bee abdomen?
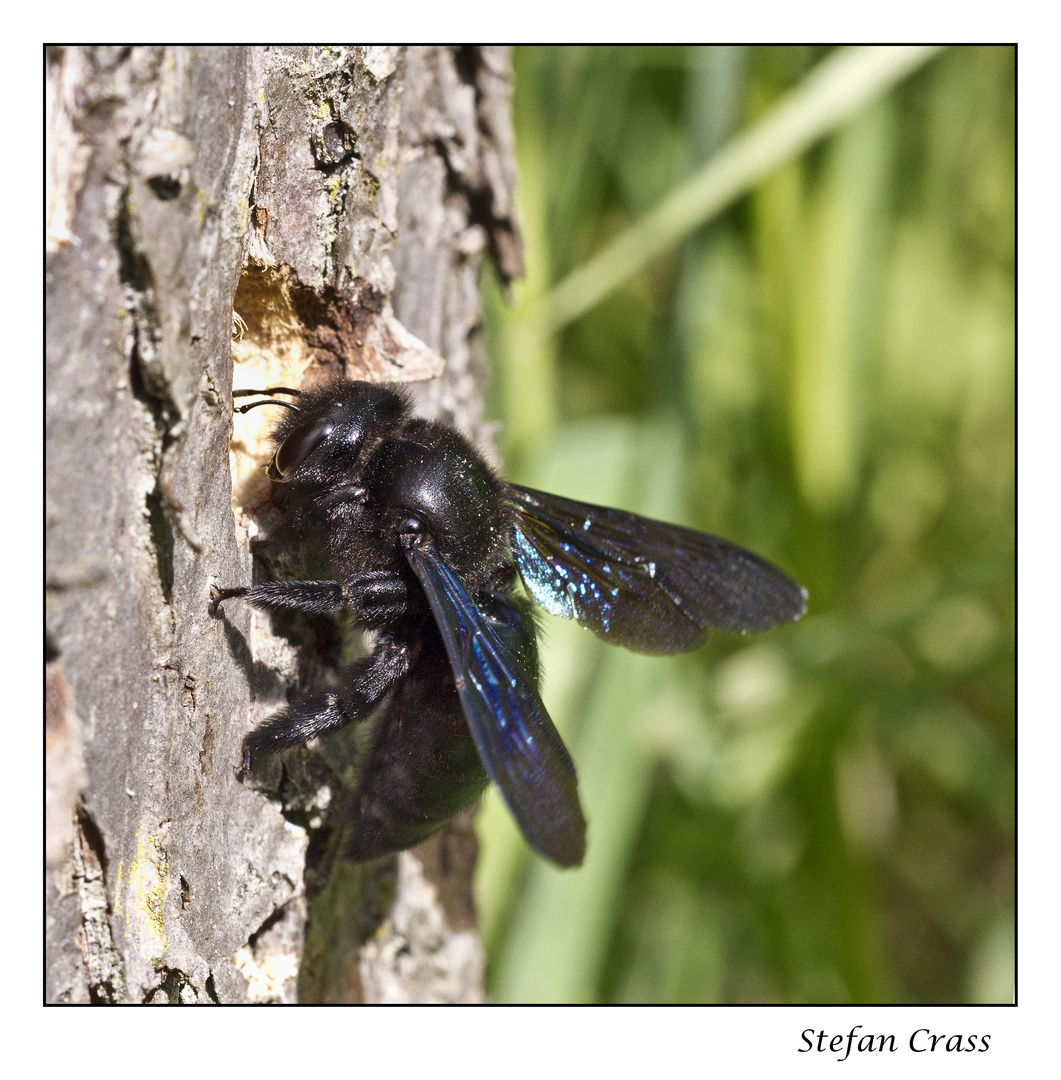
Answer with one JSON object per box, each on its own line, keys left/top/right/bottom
{"left": 345, "top": 648, "right": 488, "bottom": 861}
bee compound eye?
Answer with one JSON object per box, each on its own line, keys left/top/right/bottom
{"left": 268, "top": 416, "right": 335, "bottom": 481}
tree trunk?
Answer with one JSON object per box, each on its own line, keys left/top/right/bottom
{"left": 46, "top": 44, "right": 521, "bottom": 1004}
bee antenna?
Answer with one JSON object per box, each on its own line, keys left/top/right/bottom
{"left": 233, "top": 387, "right": 302, "bottom": 398}
{"left": 235, "top": 398, "right": 301, "bottom": 415}
{"left": 232, "top": 387, "right": 303, "bottom": 415}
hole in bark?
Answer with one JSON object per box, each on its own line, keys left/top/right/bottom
{"left": 229, "top": 265, "right": 316, "bottom": 518}
{"left": 311, "top": 120, "right": 358, "bottom": 170}
{"left": 229, "top": 265, "right": 383, "bottom": 518}
{"left": 147, "top": 174, "right": 182, "bottom": 200}
{"left": 453, "top": 45, "right": 479, "bottom": 86}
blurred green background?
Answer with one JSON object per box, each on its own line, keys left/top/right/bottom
{"left": 474, "top": 46, "right": 1014, "bottom": 1004}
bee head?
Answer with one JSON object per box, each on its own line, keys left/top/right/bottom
{"left": 264, "top": 381, "right": 407, "bottom": 490}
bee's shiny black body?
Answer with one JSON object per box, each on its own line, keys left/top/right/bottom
{"left": 215, "top": 379, "right": 807, "bottom": 867}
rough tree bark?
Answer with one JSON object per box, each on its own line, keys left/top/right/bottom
{"left": 46, "top": 45, "right": 521, "bottom": 1004}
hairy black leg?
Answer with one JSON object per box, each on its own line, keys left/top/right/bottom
{"left": 345, "top": 569, "right": 410, "bottom": 624}
{"left": 211, "top": 580, "right": 346, "bottom": 615}
{"left": 242, "top": 638, "right": 411, "bottom": 767}
{"left": 211, "top": 571, "right": 410, "bottom": 623}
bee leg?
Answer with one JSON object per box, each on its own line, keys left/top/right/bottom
{"left": 211, "top": 580, "right": 345, "bottom": 615}
{"left": 344, "top": 569, "right": 410, "bottom": 625}
{"left": 211, "top": 573, "right": 410, "bottom": 621}
{"left": 241, "top": 637, "right": 411, "bottom": 767}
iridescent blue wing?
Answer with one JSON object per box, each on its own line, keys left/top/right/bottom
{"left": 404, "top": 540, "right": 586, "bottom": 868}
{"left": 507, "top": 485, "right": 807, "bottom": 655}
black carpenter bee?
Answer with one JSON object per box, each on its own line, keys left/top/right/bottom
{"left": 213, "top": 379, "right": 806, "bottom": 867}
